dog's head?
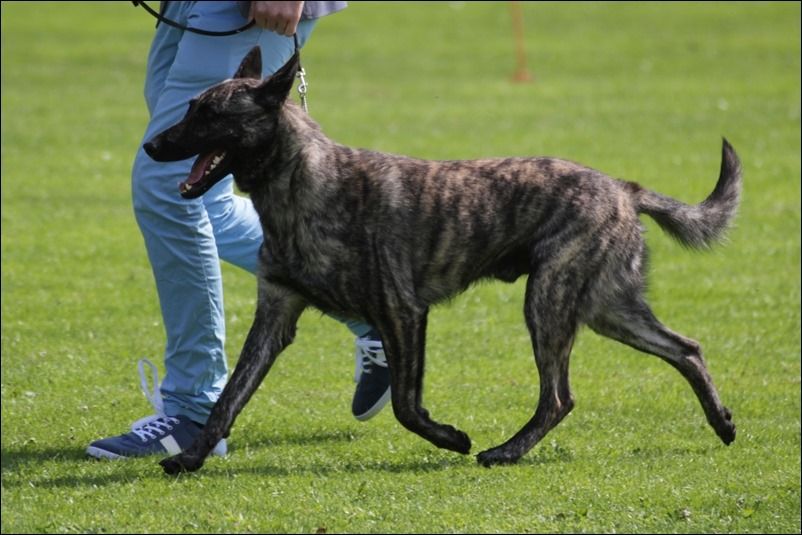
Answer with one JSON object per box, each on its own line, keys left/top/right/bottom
{"left": 143, "top": 46, "right": 299, "bottom": 199}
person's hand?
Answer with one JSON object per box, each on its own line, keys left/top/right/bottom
{"left": 249, "top": 1, "right": 304, "bottom": 36}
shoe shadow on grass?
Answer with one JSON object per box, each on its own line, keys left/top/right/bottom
{"left": 1, "top": 444, "right": 145, "bottom": 490}
{"left": 2, "top": 444, "right": 88, "bottom": 471}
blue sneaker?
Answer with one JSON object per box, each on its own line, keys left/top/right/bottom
{"left": 86, "top": 359, "right": 226, "bottom": 459}
{"left": 86, "top": 413, "right": 222, "bottom": 459}
{"left": 351, "top": 332, "right": 391, "bottom": 421}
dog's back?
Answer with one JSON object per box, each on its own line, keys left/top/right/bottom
{"left": 319, "top": 149, "right": 639, "bottom": 307}
{"left": 284, "top": 134, "right": 740, "bottom": 322}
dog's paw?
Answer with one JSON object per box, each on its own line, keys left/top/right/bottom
{"left": 159, "top": 453, "right": 203, "bottom": 475}
{"left": 451, "top": 429, "right": 472, "bottom": 454}
{"left": 715, "top": 407, "right": 736, "bottom": 445}
{"left": 159, "top": 456, "right": 186, "bottom": 475}
{"left": 436, "top": 425, "right": 471, "bottom": 454}
{"left": 476, "top": 447, "right": 521, "bottom": 468}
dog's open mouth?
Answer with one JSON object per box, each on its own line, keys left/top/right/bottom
{"left": 179, "top": 149, "right": 230, "bottom": 199}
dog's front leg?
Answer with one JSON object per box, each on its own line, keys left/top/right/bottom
{"left": 160, "top": 280, "right": 306, "bottom": 475}
{"left": 378, "top": 308, "right": 472, "bottom": 455}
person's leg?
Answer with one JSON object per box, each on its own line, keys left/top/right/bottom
{"left": 88, "top": 2, "right": 279, "bottom": 458}
{"left": 132, "top": 5, "right": 273, "bottom": 425}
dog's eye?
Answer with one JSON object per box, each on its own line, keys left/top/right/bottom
{"left": 188, "top": 100, "right": 214, "bottom": 119}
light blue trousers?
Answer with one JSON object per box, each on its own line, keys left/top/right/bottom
{"left": 132, "top": 1, "right": 372, "bottom": 424}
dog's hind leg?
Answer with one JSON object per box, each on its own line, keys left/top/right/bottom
{"left": 477, "top": 272, "right": 578, "bottom": 467}
{"left": 587, "top": 298, "right": 735, "bottom": 445}
{"left": 160, "top": 280, "right": 307, "bottom": 475}
{"left": 376, "top": 308, "right": 472, "bottom": 455}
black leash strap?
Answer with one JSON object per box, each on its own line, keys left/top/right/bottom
{"left": 131, "top": 1, "right": 255, "bottom": 36}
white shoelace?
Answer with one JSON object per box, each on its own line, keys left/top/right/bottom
{"left": 353, "top": 337, "right": 387, "bottom": 382}
{"left": 130, "top": 358, "right": 178, "bottom": 442}
{"left": 132, "top": 414, "right": 180, "bottom": 442}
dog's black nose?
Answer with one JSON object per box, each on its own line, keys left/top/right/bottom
{"left": 142, "top": 141, "right": 157, "bottom": 157}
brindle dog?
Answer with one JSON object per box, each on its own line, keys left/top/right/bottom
{"left": 144, "top": 47, "right": 741, "bottom": 474}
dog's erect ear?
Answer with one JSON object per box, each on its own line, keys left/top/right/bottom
{"left": 253, "top": 52, "right": 300, "bottom": 108}
{"left": 234, "top": 46, "right": 262, "bottom": 80}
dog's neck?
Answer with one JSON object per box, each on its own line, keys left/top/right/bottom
{"left": 243, "top": 103, "right": 339, "bottom": 247}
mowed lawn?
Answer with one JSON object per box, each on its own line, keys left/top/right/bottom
{"left": 2, "top": 1, "right": 799, "bottom": 533}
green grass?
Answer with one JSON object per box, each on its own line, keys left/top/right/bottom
{"left": 2, "top": 1, "right": 800, "bottom": 533}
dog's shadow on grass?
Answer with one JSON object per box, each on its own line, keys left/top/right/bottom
{"left": 1, "top": 428, "right": 462, "bottom": 489}
{"left": 240, "top": 427, "right": 364, "bottom": 449}
{"left": 5, "top": 429, "right": 713, "bottom": 489}
{"left": 221, "top": 457, "right": 463, "bottom": 480}
{"left": 211, "top": 427, "right": 467, "bottom": 478}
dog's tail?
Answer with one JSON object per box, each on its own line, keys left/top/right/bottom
{"left": 634, "top": 138, "right": 742, "bottom": 249}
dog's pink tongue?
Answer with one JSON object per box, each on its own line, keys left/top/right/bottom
{"left": 186, "top": 152, "right": 217, "bottom": 185}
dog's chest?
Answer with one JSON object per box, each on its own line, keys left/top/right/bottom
{"left": 258, "top": 220, "right": 357, "bottom": 309}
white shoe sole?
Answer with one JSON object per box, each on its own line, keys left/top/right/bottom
{"left": 353, "top": 388, "right": 392, "bottom": 421}
{"left": 85, "top": 440, "right": 228, "bottom": 460}
{"left": 85, "top": 446, "right": 123, "bottom": 460}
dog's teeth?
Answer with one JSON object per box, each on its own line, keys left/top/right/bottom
{"left": 207, "top": 155, "right": 222, "bottom": 174}
{"left": 183, "top": 183, "right": 192, "bottom": 191}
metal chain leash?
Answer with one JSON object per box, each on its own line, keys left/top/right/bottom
{"left": 296, "top": 67, "right": 309, "bottom": 113}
